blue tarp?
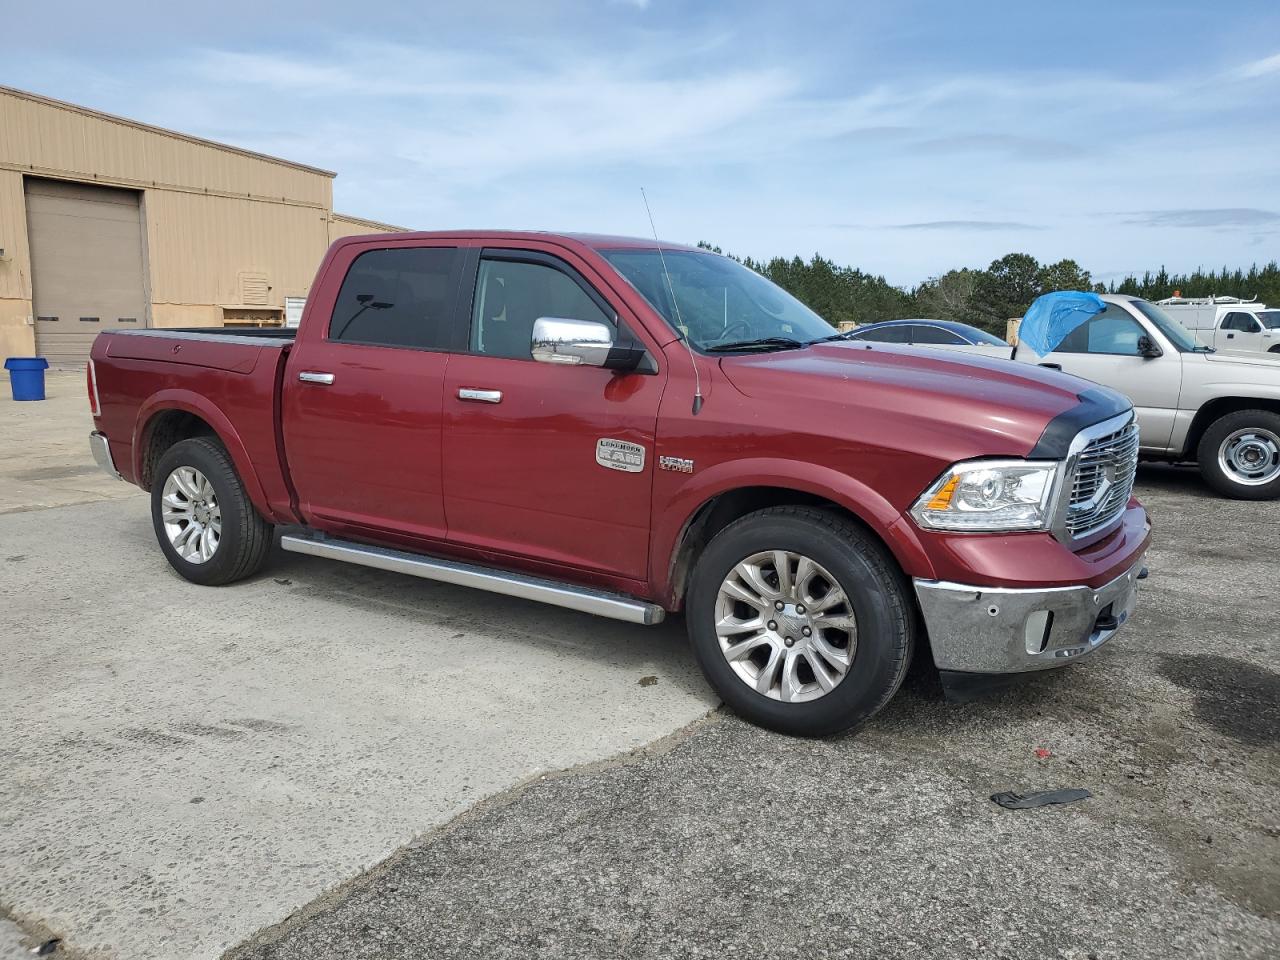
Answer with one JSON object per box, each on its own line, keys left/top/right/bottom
{"left": 1017, "top": 291, "right": 1106, "bottom": 356}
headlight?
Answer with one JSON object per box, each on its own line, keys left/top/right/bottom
{"left": 910, "top": 459, "right": 1058, "bottom": 532}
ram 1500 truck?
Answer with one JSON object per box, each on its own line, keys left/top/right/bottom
{"left": 1013, "top": 294, "right": 1280, "bottom": 500}
{"left": 88, "top": 232, "right": 1151, "bottom": 736}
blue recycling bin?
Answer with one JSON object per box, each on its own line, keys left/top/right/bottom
{"left": 4, "top": 357, "right": 50, "bottom": 401}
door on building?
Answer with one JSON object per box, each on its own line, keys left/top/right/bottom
{"left": 26, "top": 178, "right": 148, "bottom": 368}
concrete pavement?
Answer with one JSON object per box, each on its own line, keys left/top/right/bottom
{"left": 0, "top": 372, "right": 137, "bottom": 515}
{"left": 0, "top": 379, "right": 715, "bottom": 959}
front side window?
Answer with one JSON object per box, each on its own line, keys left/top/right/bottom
{"left": 1259, "top": 310, "right": 1280, "bottom": 330}
{"left": 1054, "top": 306, "right": 1145, "bottom": 356}
{"left": 1130, "top": 299, "right": 1206, "bottom": 352}
{"left": 601, "top": 248, "right": 837, "bottom": 351}
{"left": 329, "top": 247, "right": 462, "bottom": 350}
{"left": 909, "top": 325, "right": 965, "bottom": 345}
{"left": 850, "top": 325, "right": 907, "bottom": 343}
{"left": 1222, "top": 311, "right": 1262, "bottom": 333}
{"left": 471, "top": 258, "right": 612, "bottom": 360}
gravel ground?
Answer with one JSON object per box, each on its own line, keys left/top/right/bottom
{"left": 230, "top": 465, "right": 1280, "bottom": 960}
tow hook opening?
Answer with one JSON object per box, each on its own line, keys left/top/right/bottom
{"left": 1092, "top": 603, "right": 1120, "bottom": 636}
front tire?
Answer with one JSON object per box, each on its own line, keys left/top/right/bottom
{"left": 151, "top": 437, "right": 273, "bottom": 585}
{"left": 1196, "top": 410, "right": 1280, "bottom": 500}
{"left": 686, "top": 506, "right": 914, "bottom": 737}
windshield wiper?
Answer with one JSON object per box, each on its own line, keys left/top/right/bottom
{"left": 704, "top": 336, "right": 808, "bottom": 353}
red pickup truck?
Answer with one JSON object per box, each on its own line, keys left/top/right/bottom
{"left": 88, "top": 231, "right": 1150, "bottom": 735}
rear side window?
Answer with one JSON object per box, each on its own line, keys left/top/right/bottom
{"left": 908, "top": 325, "right": 965, "bottom": 345}
{"left": 329, "top": 247, "right": 463, "bottom": 350}
{"left": 471, "top": 257, "right": 612, "bottom": 360}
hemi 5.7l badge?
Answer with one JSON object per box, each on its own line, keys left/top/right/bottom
{"left": 596, "top": 438, "right": 646, "bottom": 473}
{"left": 659, "top": 456, "right": 694, "bottom": 474}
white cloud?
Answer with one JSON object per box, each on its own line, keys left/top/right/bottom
{"left": 1234, "top": 51, "right": 1280, "bottom": 79}
{"left": 8, "top": 10, "right": 1277, "bottom": 285}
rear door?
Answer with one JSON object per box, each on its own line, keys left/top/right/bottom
{"left": 1035, "top": 303, "right": 1182, "bottom": 451}
{"left": 282, "top": 241, "right": 467, "bottom": 543}
{"left": 441, "top": 245, "right": 664, "bottom": 581}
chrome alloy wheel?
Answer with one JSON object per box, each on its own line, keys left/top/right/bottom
{"left": 161, "top": 466, "right": 222, "bottom": 563}
{"left": 1218, "top": 427, "right": 1280, "bottom": 486}
{"left": 714, "top": 550, "right": 857, "bottom": 702}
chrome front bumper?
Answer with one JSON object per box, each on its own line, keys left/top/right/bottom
{"left": 89, "top": 431, "right": 122, "bottom": 480}
{"left": 913, "top": 556, "right": 1146, "bottom": 674}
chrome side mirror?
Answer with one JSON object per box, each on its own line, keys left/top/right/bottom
{"left": 531, "top": 317, "right": 614, "bottom": 367}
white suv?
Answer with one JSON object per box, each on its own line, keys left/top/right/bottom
{"left": 1156, "top": 296, "right": 1280, "bottom": 356}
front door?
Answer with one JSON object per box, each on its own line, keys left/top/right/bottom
{"left": 1217, "top": 311, "right": 1266, "bottom": 354}
{"left": 442, "top": 247, "right": 664, "bottom": 582}
{"left": 282, "top": 242, "right": 466, "bottom": 543}
{"left": 1037, "top": 302, "right": 1182, "bottom": 451}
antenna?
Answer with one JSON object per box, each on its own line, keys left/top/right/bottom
{"left": 641, "top": 187, "right": 703, "bottom": 415}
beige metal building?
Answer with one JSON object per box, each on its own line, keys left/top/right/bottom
{"left": 0, "top": 85, "right": 405, "bottom": 367}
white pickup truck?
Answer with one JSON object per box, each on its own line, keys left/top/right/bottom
{"left": 1155, "top": 296, "right": 1280, "bottom": 357}
{"left": 1011, "top": 294, "right": 1280, "bottom": 499}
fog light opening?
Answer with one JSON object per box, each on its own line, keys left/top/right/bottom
{"left": 1024, "top": 610, "right": 1054, "bottom": 655}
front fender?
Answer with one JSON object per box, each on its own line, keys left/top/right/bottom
{"left": 132, "top": 389, "right": 274, "bottom": 519}
{"left": 650, "top": 457, "right": 936, "bottom": 608}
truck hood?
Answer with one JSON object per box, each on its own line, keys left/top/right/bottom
{"left": 718, "top": 341, "right": 1124, "bottom": 460}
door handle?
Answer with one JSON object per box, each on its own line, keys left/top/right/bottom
{"left": 1038, "top": 362, "right": 1062, "bottom": 371}
{"left": 457, "top": 388, "right": 503, "bottom": 403}
{"left": 298, "top": 371, "right": 335, "bottom": 385}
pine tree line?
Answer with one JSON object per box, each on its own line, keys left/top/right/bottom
{"left": 698, "top": 242, "right": 1280, "bottom": 334}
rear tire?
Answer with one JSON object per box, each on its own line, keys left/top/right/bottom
{"left": 686, "top": 506, "right": 914, "bottom": 737}
{"left": 151, "top": 437, "right": 273, "bottom": 585}
{"left": 1196, "top": 410, "right": 1280, "bottom": 500}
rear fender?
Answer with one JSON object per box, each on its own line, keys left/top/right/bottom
{"left": 133, "top": 390, "right": 273, "bottom": 519}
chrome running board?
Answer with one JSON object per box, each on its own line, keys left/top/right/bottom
{"left": 279, "top": 532, "right": 666, "bottom": 626}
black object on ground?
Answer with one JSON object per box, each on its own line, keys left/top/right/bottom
{"left": 990, "top": 788, "right": 1091, "bottom": 809}
{"left": 34, "top": 938, "right": 61, "bottom": 956}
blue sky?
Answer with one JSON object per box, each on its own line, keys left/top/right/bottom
{"left": 6, "top": 0, "right": 1279, "bottom": 286}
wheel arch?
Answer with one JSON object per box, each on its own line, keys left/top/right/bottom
{"left": 133, "top": 391, "right": 273, "bottom": 517}
{"left": 1183, "top": 396, "right": 1280, "bottom": 459}
{"left": 653, "top": 461, "right": 934, "bottom": 610}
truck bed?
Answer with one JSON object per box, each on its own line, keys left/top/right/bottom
{"left": 90, "top": 327, "right": 297, "bottom": 524}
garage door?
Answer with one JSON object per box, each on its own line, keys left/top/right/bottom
{"left": 26, "top": 178, "right": 148, "bottom": 368}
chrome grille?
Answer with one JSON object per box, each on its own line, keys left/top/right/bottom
{"left": 1065, "top": 419, "right": 1139, "bottom": 539}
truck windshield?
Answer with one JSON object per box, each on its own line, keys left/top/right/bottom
{"left": 601, "top": 249, "right": 837, "bottom": 351}
{"left": 1130, "top": 299, "right": 1210, "bottom": 352}
{"left": 1260, "top": 311, "right": 1280, "bottom": 330}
